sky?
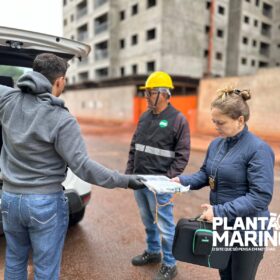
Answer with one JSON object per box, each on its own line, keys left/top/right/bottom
{"left": 0, "top": 0, "right": 63, "bottom": 36}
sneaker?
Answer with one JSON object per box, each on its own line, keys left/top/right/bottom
{"left": 131, "top": 251, "right": 161, "bottom": 266}
{"left": 153, "top": 264, "right": 177, "bottom": 280}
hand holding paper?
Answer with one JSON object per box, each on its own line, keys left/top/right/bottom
{"left": 140, "top": 175, "right": 190, "bottom": 194}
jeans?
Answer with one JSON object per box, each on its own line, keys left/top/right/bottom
{"left": 134, "top": 188, "right": 176, "bottom": 267}
{"left": 1, "top": 191, "right": 69, "bottom": 280}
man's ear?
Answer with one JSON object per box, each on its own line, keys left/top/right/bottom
{"left": 53, "top": 77, "right": 60, "bottom": 87}
{"left": 163, "top": 92, "right": 170, "bottom": 100}
{"left": 58, "top": 76, "right": 64, "bottom": 84}
{"left": 54, "top": 77, "right": 64, "bottom": 89}
{"left": 52, "top": 77, "right": 63, "bottom": 97}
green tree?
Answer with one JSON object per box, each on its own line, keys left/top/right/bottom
{"left": 0, "top": 65, "right": 25, "bottom": 82}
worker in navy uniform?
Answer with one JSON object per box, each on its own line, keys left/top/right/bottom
{"left": 126, "top": 71, "right": 190, "bottom": 280}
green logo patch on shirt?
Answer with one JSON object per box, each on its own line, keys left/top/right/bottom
{"left": 159, "top": 120, "right": 168, "bottom": 128}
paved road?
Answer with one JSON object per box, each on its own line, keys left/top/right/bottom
{"left": 0, "top": 131, "right": 279, "bottom": 280}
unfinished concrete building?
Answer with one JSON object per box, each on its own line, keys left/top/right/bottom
{"left": 226, "top": 0, "right": 280, "bottom": 75}
{"left": 63, "top": 0, "right": 280, "bottom": 83}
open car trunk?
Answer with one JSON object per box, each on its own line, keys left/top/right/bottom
{"left": 0, "top": 26, "right": 91, "bottom": 67}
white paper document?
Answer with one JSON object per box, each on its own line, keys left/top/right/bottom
{"left": 140, "top": 175, "right": 190, "bottom": 194}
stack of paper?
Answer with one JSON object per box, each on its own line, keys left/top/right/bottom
{"left": 140, "top": 175, "right": 190, "bottom": 194}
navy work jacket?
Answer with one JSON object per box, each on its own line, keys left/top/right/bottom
{"left": 180, "top": 126, "right": 274, "bottom": 226}
{"left": 126, "top": 104, "right": 190, "bottom": 178}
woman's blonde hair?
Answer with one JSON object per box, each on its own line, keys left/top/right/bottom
{"left": 211, "top": 87, "right": 251, "bottom": 121}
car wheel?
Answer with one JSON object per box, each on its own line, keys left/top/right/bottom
{"left": 69, "top": 207, "right": 85, "bottom": 226}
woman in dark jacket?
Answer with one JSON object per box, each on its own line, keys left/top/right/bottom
{"left": 172, "top": 88, "right": 274, "bottom": 280}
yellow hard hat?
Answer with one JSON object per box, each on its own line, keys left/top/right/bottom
{"left": 140, "top": 71, "right": 174, "bottom": 89}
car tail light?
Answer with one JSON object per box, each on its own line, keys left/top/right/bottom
{"left": 82, "top": 193, "right": 91, "bottom": 205}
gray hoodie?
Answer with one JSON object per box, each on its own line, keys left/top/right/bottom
{"left": 0, "top": 71, "right": 129, "bottom": 194}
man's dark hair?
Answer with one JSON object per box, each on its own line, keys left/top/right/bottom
{"left": 33, "top": 53, "right": 68, "bottom": 84}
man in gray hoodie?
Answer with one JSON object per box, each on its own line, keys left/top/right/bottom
{"left": 0, "top": 53, "right": 144, "bottom": 280}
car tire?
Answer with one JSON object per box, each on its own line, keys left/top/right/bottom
{"left": 69, "top": 207, "right": 85, "bottom": 226}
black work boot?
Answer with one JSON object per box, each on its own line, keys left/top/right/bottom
{"left": 131, "top": 251, "right": 161, "bottom": 266}
{"left": 154, "top": 264, "right": 177, "bottom": 280}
